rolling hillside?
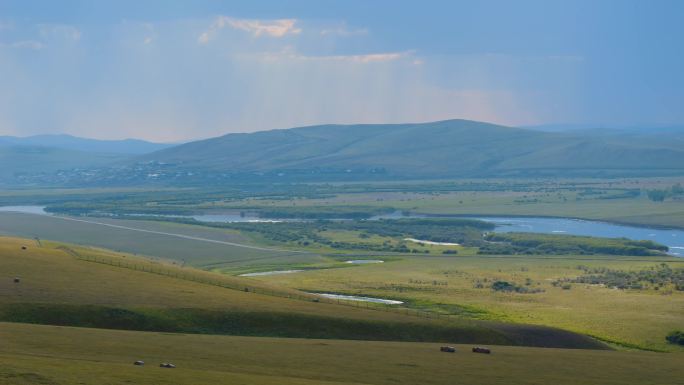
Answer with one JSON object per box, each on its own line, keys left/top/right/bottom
{"left": 4, "top": 120, "right": 683, "bottom": 186}
{"left": 138, "top": 120, "right": 684, "bottom": 180}
{"left": 0, "top": 236, "right": 605, "bottom": 348}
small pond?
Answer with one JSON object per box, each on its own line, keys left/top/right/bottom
{"left": 312, "top": 293, "right": 403, "bottom": 305}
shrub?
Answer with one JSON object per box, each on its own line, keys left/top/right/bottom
{"left": 491, "top": 281, "right": 516, "bottom": 292}
{"left": 666, "top": 331, "right": 684, "bottom": 345}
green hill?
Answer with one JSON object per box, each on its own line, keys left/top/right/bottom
{"left": 0, "top": 236, "right": 605, "bottom": 349}
{"left": 137, "top": 120, "right": 684, "bottom": 180}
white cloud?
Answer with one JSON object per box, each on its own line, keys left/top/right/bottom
{"left": 38, "top": 24, "right": 81, "bottom": 41}
{"left": 228, "top": 18, "right": 301, "bottom": 37}
{"left": 251, "top": 48, "right": 412, "bottom": 64}
{"left": 320, "top": 25, "right": 368, "bottom": 37}
{"left": 0, "top": 17, "right": 573, "bottom": 141}
{"left": 197, "top": 31, "right": 211, "bottom": 44}
{"left": 198, "top": 16, "right": 301, "bottom": 44}
{"left": 325, "top": 52, "right": 406, "bottom": 63}
{"left": 141, "top": 22, "right": 155, "bottom": 45}
{"left": 0, "top": 40, "right": 44, "bottom": 50}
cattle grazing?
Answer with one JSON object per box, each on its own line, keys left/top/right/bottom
{"left": 159, "top": 363, "right": 176, "bottom": 368}
{"left": 440, "top": 346, "right": 456, "bottom": 353}
{"left": 133, "top": 360, "right": 145, "bottom": 366}
{"left": 472, "top": 347, "right": 491, "bottom": 354}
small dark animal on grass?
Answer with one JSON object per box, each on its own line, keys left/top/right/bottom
{"left": 133, "top": 360, "right": 145, "bottom": 366}
{"left": 13, "top": 277, "right": 20, "bottom": 283}
{"left": 21, "top": 246, "right": 27, "bottom": 250}
{"left": 472, "top": 347, "right": 491, "bottom": 354}
{"left": 160, "top": 363, "right": 176, "bottom": 368}
{"left": 440, "top": 346, "right": 456, "bottom": 352}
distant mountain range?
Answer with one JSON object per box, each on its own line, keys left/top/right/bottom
{"left": 0, "top": 134, "right": 173, "bottom": 155}
{"left": 0, "top": 135, "right": 173, "bottom": 185}
{"left": 2, "top": 120, "right": 683, "bottom": 186}
{"left": 0, "top": 146, "right": 125, "bottom": 181}
{"left": 135, "top": 119, "right": 684, "bottom": 180}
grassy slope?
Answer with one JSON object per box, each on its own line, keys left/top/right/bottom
{"left": 0, "top": 212, "right": 324, "bottom": 269}
{"left": 0, "top": 236, "right": 603, "bottom": 348}
{"left": 1, "top": 322, "right": 682, "bottom": 385}
{"left": 260, "top": 254, "right": 684, "bottom": 351}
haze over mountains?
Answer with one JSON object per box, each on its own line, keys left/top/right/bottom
{"left": 137, "top": 119, "right": 684, "bottom": 179}
{"left": 0, "top": 134, "right": 173, "bottom": 154}
{"left": 3, "top": 119, "right": 684, "bottom": 186}
{"left": 0, "top": 135, "right": 173, "bottom": 183}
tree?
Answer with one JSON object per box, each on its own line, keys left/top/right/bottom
{"left": 647, "top": 189, "right": 668, "bottom": 202}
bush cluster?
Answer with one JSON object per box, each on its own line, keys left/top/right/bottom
{"left": 480, "top": 232, "right": 668, "bottom": 256}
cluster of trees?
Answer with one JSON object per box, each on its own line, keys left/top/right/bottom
{"left": 480, "top": 232, "right": 668, "bottom": 256}
{"left": 221, "top": 218, "right": 492, "bottom": 252}
{"left": 556, "top": 264, "right": 684, "bottom": 291}
{"left": 343, "top": 218, "right": 493, "bottom": 244}
{"left": 646, "top": 183, "right": 683, "bottom": 202}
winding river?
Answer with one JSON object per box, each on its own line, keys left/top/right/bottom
{"left": 1, "top": 206, "right": 682, "bottom": 256}
{"left": 477, "top": 217, "right": 684, "bottom": 257}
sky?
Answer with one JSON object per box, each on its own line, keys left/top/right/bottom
{"left": 0, "top": 0, "right": 683, "bottom": 142}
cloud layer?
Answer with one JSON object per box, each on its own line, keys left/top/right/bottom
{"left": 0, "top": 14, "right": 596, "bottom": 141}
{"left": 198, "top": 16, "right": 301, "bottom": 44}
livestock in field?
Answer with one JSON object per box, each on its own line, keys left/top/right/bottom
{"left": 472, "top": 347, "right": 491, "bottom": 354}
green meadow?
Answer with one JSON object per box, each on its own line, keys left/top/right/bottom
{"left": 2, "top": 322, "right": 682, "bottom": 385}
{"left": 0, "top": 236, "right": 603, "bottom": 347}
{"left": 248, "top": 254, "right": 684, "bottom": 351}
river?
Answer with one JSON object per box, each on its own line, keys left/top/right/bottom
{"left": 1, "top": 206, "right": 681, "bottom": 256}
{"left": 478, "top": 216, "right": 684, "bottom": 256}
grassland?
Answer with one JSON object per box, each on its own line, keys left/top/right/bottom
{"left": 1, "top": 211, "right": 682, "bottom": 351}
{"left": 0, "top": 236, "right": 606, "bottom": 348}
{"left": 226, "top": 189, "right": 684, "bottom": 229}
{"left": 0, "top": 212, "right": 325, "bottom": 270}
{"left": 197, "top": 177, "right": 684, "bottom": 228}
{"left": 4, "top": 177, "right": 684, "bottom": 228}
{"left": 257, "top": 254, "right": 684, "bottom": 351}
{"left": 1, "top": 322, "right": 682, "bottom": 385}
{"left": 0, "top": 192, "right": 682, "bottom": 384}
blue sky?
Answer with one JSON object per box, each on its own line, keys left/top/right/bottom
{"left": 0, "top": 0, "right": 682, "bottom": 141}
